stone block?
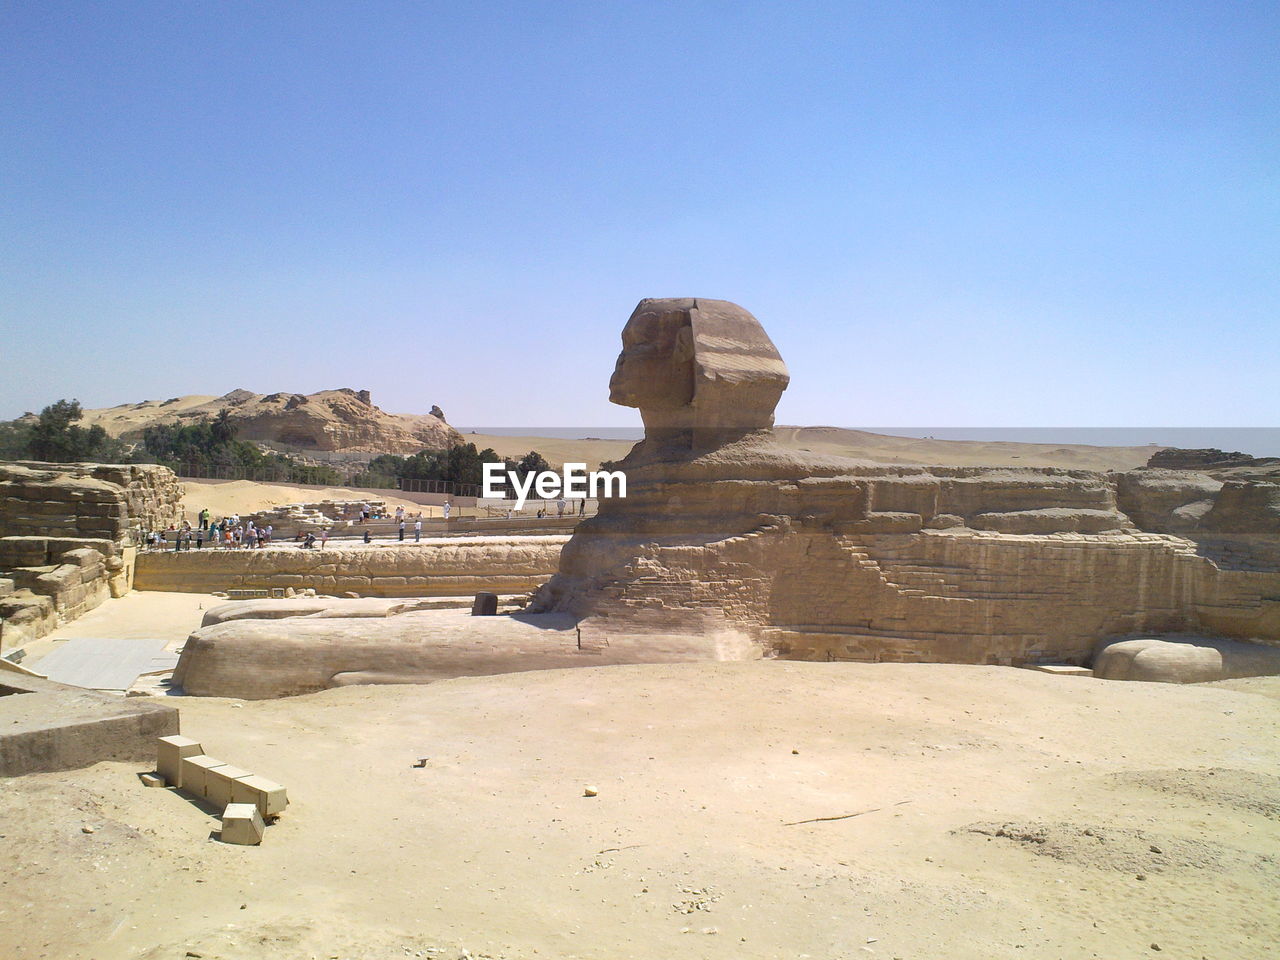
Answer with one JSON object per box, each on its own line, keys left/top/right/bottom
{"left": 156, "top": 734, "right": 203, "bottom": 787}
{"left": 230, "top": 774, "right": 288, "bottom": 818}
{"left": 206, "top": 764, "right": 253, "bottom": 809}
{"left": 220, "top": 802, "right": 265, "bottom": 845}
{"left": 471, "top": 592, "right": 498, "bottom": 616}
{"left": 180, "top": 754, "right": 227, "bottom": 799}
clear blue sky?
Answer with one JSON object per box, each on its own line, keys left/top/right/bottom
{"left": 2, "top": 1, "right": 1276, "bottom": 430}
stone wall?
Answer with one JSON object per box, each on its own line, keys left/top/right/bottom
{"left": 0, "top": 670, "right": 178, "bottom": 776}
{"left": 133, "top": 536, "right": 568, "bottom": 597}
{"left": 535, "top": 466, "right": 1280, "bottom": 667}
{"left": 0, "top": 461, "right": 182, "bottom": 650}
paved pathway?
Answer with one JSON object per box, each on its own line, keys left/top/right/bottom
{"left": 33, "top": 637, "right": 178, "bottom": 691}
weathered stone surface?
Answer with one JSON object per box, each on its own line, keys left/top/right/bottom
{"left": 156, "top": 734, "right": 203, "bottom": 788}
{"left": 529, "top": 298, "right": 1280, "bottom": 668}
{"left": 0, "top": 672, "right": 179, "bottom": 777}
{"left": 0, "top": 462, "right": 181, "bottom": 648}
{"left": 1093, "top": 635, "right": 1280, "bottom": 683}
{"left": 135, "top": 537, "right": 566, "bottom": 597}
{"left": 168, "top": 299, "right": 1280, "bottom": 695}
{"left": 1202, "top": 482, "right": 1280, "bottom": 534}
{"left": 173, "top": 608, "right": 755, "bottom": 699}
{"left": 81, "top": 388, "right": 461, "bottom": 454}
{"left": 220, "top": 802, "right": 265, "bottom": 845}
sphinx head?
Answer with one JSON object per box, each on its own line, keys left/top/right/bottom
{"left": 609, "top": 298, "right": 789, "bottom": 449}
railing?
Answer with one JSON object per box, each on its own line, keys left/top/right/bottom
{"left": 396, "top": 478, "right": 482, "bottom": 497}
{"left": 168, "top": 461, "right": 486, "bottom": 497}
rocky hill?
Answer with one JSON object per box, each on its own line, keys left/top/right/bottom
{"left": 80, "top": 389, "right": 461, "bottom": 455}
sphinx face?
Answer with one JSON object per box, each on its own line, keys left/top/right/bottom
{"left": 608, "top": 303, "right": 695, "bottom": 410}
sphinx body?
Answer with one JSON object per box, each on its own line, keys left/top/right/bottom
{"left": 531, "top": 299, "right": 1280, "bottom": 667}
{"left": 173, "top": 298, "right": 1280, "bottom": 697}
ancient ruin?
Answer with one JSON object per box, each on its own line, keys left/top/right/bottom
{"left": 528, "top": 298, "right": 1280, "bottom": 667}
{"left": 0, "top": 461, "right": 183, "bottom": 649}
{"left": 136, "top": 534, "right": 566, "bottom": 596}
{"left": 169, "top": 298, "right": 1280, "bottom": 699}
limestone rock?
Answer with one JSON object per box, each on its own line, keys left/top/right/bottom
{"left": 1201, "top": 482, "right": 1280, "bottom": 534}
{"left": 530, "top": 297, "right": 1280, "bottom": 668}
{"left": 1092, "top": 636, "right": 1280, "bottom": 683}
{"left": 1115, "top": 470, "right": 1222, "bottom": 533}
{"left": 220, "top": 803, "right": 265, "bottom": 845}
{"left": 1, "top": 461, "right": 182, "bottom": 649}
{"left": 78, "top": 389, "right": 461, "bottom": 455}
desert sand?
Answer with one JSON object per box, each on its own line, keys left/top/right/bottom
{"left": 2, "top": 642, "right": 1276, "bottom": 959}
{"left": 419, "top": 428, "right": 1163, "bottom": 474}
{"left": 771, "top": 426, "right": 1161, "bottom": 471}
{"left": 178, "top": 478, "right": 440, "bottom": 521}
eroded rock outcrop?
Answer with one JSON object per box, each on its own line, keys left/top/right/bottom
{"left": 82, "top": 388, "right": 461, "bottom": 454}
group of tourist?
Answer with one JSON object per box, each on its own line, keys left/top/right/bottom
{"left": 354, "top": 500, "right": 451, "bottom": 524}
{"left": 140, "top": 510, "right": 276, "bottom": 551}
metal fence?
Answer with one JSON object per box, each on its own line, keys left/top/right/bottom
{"left": 396, "top": 477, "right": 482, "bottom": 498}
{"left": 170, "top": 460, "right": 482, "bottom": 497}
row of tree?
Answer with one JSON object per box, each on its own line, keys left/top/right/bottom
{"left": 1, "top": 399, "right": 559, "bottom": 495}
{"left": 0, "top": 399, "right": 342, "bottom": 484}
{"left": 351, "top": 447, "right": 553, "bottom": 493}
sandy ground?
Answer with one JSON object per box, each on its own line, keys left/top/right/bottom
{"left": 468, "top": 428, "right": 1160, "bottom": 473}
{"left": 771, "top": 426, "right": 1160, "bottom": 471}
{"left": 178, "top": 479, "right": 446, "bottom": 522}
{"left": 19, "top": 591, "right": 215, "bottom": 669}
{"left": 2, "top": 655, "right": 1276, "bottom": 960}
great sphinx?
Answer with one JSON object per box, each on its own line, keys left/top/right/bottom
{"left": 531, "top": 298, "right": 1280, "bottom": 667}
{"left": 174, "top": 298, "right": 1280, "bottom": 697}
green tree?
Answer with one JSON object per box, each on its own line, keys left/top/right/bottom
{"left": 0, "top": 419, "right": 32, "bottom": 459}
{"left": 26, "top": 399, "right": 130, "bottom": 463}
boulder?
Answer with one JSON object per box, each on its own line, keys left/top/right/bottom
{"left": 1093, "top": 635, "right": 1280, "bottom": 683}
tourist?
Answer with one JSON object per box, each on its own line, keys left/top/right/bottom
{"left": 302, "top": 531, "right": 316, "bottom": 549}
{"left": 442, "top": 499, "right": 451, "bottom": 521}
{"left": 578, "top": 498, "right": 586, "bottom": 516}
{"left": 320, "top": 527, "right": 329, "bottom": 549}
{"left": 556, "top": 496, "right": 567, "bottom": 517}
{"left": 363, "top": 529, "right": 371, "bottom": 544}
{"left": 414, "top": 518, "right": 422, "bottom": 542}
{"left": 395, "top": 505, "right": 404, "bottom": 524}
{"left": 264, "top": 524, "right": 273, "bottom": 545}
{"left": 398, "top": 519, "right": 406, "bottom": 541}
